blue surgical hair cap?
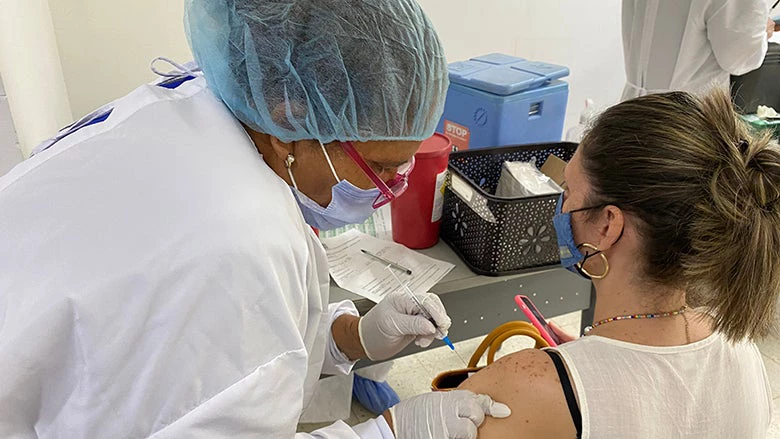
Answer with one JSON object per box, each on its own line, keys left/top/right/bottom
{"left": 185, "top": 0, "right": 449, "bottom": 143}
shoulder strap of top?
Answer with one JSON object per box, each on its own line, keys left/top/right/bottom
{"left": 544, "top": 349, "right": 582, "bottom": 438}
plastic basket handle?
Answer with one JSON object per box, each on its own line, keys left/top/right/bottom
{"left": 467, "top": 321, "right": 549, "bottom": 368}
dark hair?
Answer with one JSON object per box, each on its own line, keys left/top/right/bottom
{"left": 580, "top": 89, "right": 780, "bottom": 341}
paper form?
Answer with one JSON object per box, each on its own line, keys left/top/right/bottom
{"left": 321, "top": 229, "right": 454, "bottom": 303}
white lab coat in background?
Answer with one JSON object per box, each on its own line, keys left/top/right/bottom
{"left": 622, "top": 0, "right": 770, "bottom": 100}
{"left": 0, "top": 76, "right": 391, "bottom": 438}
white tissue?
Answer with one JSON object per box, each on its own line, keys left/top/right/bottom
{"left": 757, "top": 105, "right": 779, "bottom": 119}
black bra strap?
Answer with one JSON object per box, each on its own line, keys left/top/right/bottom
{"left": 544, "top": 349, "right": 582, "bottom": 439}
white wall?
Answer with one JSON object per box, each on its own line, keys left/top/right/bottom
{"left": 22, "top": 0, "right": 625, "bottom": 145}
{"left": 47, "top": 0, "right": 192, "bottom": 120}
{"left": 0, "top": 0, "right": 72, "bottom": 157}
{"left": 418, "top": 0, "right": 625, "bottom": 132}
{"left": 0, "top": 75, "right": 22, "bottom": 175}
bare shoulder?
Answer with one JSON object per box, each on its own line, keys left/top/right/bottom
{"left": 458, "top": 348, "right": 577, "bottom": 439}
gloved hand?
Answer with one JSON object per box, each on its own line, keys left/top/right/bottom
{"left": 359, "top": 290, "right": 451, "bottom": 361}
{"left": 388, "top": 390, "right": 512, "bottom": 439}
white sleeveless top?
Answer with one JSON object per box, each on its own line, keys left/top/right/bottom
{"left": 551, "top": 332, "right": 772, "bottom": 438}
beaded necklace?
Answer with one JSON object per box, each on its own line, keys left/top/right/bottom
{"left": 583, "top": 305, "right": 689, "bottom": 335}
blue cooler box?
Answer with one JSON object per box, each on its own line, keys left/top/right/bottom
{"left": 437, "top": 53, "right": 570, "bottom": 150}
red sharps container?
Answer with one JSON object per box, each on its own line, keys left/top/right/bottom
{"left": 391, "top": 133, "right": 453, "bottom": 249}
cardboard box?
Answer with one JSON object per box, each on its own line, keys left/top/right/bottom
{"left": 540, "top": 154, "right": 567, "bottom": 188}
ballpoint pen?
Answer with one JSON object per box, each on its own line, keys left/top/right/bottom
{"left": 360, "top": 249, "right": 413, "bottom": 275}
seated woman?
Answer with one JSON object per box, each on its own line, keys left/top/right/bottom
{"left": 460, "top": 89, "right": 777, "bottom": 438}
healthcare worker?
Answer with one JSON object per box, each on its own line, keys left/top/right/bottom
{"left": 622, "top": 0, "right": 774, "bottom": 100}
{"left": 0, "top": 0, "right": 510, "bottom": 438}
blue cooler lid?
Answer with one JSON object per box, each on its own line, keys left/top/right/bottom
{"left": 448, "top": 53, "right": 570, "bottom": 96}
{"left": 471, "top": 53, "right": 524, "bottom": 65}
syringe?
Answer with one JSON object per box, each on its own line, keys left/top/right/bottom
{"left": 385, "top": 267, "right": 456, "bottom": 351}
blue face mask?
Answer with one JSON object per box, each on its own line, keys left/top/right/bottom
{"left": 291, "top": 181, "right": 380, "bottom": 231}
{"left": 552, "top": 193, "right": 602, "bottom": 279}
{"left": 286, "top": 142, "right": 380, "bottom": 231}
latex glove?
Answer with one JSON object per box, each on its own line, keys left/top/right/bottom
{"left": 359, "top": 290, "right": 451, "bottom": 361}
{"left": 388, "top": 390, "right": 512, "bottom": 439}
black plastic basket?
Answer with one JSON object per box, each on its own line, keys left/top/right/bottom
{"left": 441, "top": 142, "right": 578, "bottom": 276}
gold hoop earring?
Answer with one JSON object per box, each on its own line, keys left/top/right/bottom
{"left": 576, "top": 242, "right": 609, "bottom": 279}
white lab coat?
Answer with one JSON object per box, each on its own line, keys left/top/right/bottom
{"left": 622, "top": 0, "right": 770, "bottom": 100}
{"left": 0, "top": 75, "right": 392, "bottom": 438}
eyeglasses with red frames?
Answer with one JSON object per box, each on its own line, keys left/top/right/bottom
{"left": 339, "top": 141, "right": 415, "bottom": 208}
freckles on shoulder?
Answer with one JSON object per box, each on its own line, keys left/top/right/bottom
{"left": 459, "top": 348, "right": 558, "bottom": 392}
{"left": 458, "top": 349, "right": 575, "bottom": 439}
